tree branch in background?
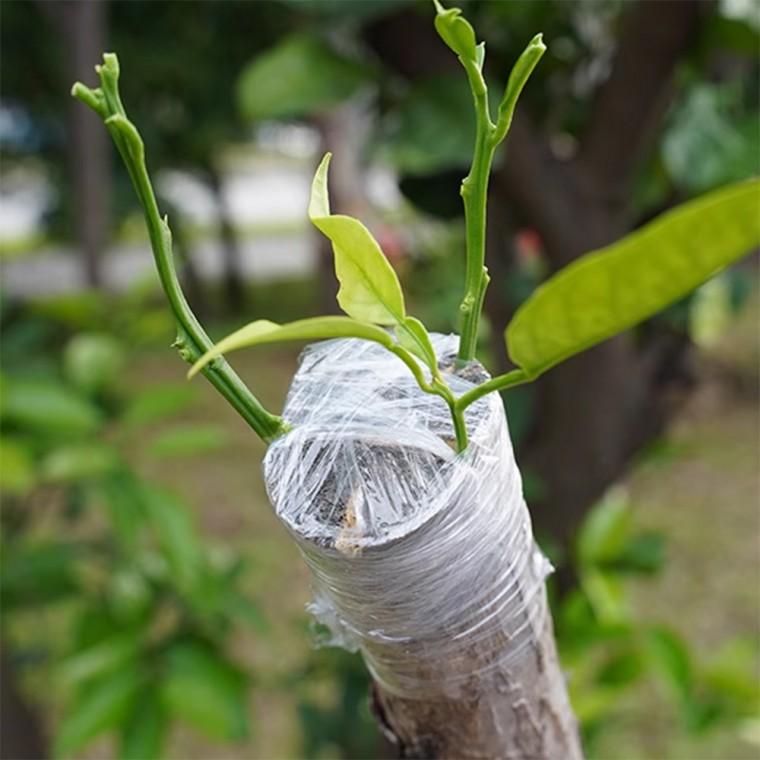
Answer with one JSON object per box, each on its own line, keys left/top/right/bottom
{"left": 579, "top": 0, "right": 704, "bottom": 206}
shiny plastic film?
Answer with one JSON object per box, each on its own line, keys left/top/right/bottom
{"left": 263, "top": 334, "right": 552, "bottom": 699}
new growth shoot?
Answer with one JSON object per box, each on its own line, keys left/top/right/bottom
{"left": 432, "top": 0, "right": 546, "bottom": 363}
{"left": 72, "top": 3, "right": 759, "bottom": 454}
{"left": 71, "top": 56, "right": 289, "bottom": 443}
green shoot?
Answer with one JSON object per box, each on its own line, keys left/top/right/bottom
{"left": 71, "top": 54, "right": 288, "bottom": 444}
{"left": 433, "top": 0, "right": 546, "bottom": 363}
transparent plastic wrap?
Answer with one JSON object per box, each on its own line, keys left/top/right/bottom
{"left": 263, "top": 334, "right": 552, "bottom": 699}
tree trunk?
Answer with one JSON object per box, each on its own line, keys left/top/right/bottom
{"left": 58, "top": 0, "right": 110, "bottom": 287}
{"left": 263, "top": 336, "right": 583, "bottom": 759}
{"left": 207, "top": 166, "right": 246, "bottom": 314}
{"left": 371, "top": 593, "right": 581, "bottom": 759}
{"left": 1, "top": 644, "right": 48, "bottom": 760}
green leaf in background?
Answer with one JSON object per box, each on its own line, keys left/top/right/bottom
{"left": 581, "top": 568, "right": 627, "bottom": 625}
{"left": 237, "top": 34, "right": 370, "bottom": 122}
{"left": 189, "top": 316, "right": 393, "bottom": 378}
{"left": 1, "top": 542, "right": 79, "bottom": 609}
{"left": 645, "top": 627, "right": 694, "bottom": 705}
{"left": 148, "top": 424, "right": 228, "bottom": 459}
{"left": 58, "top": 634, "right": 139, "bottom": 688}
{"left": 54, "top": 668, "right": 143, "bottom": 757}
{"left": 0, "top": 436, "right": 36, "bottom": 494}
{"left": 141, "top": 485, "right": 203, "bottom": 591}
{"left": 1, "top": 377, "right": 103, "bottom": 437}
{"left": 121, "top": 384, "right": 196, "bottom": 428}
{"left": 224, "top": 592, "right": 269, "bottom": 635}
{"left": 161, "top": 641, "right": 249, "bottom": 741}
{"left": 663, "top": 84, "right": 760, "bottom": 194}
{"left": 433, "top": 0, "right": 478, "bottom": 63}
{"left": 119, "top": 689, "right": 167, "bottom": 760}
{"left": 396, "top": 317, "right": 438, "bottom": 373}
{"left": 577, "top": 487, "right": 631, "bottom": 568}
{"left": 99, "top": 472, "right": 148, "bottom": 550}
{"left": 506, "top": 179, "right": 760, "bottom": 378}
{"left": 309, "top": 153, "right": 406, "bottom": 325}
{"left": 63, "top": 333, "right": 125, "bottom": 395}
{"left": 382, "top": 76, "right": 477, "bottom": 175}
{"left": 41, "top": 443, "right": 120, "bottom": 483}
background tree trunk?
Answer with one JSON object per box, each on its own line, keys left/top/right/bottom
{"left": 206, "top": 165, "right": 246, "bottom": 314}
{"left": 0, "top": 644, "right": 48, "bottom": 760}
{"left": 56, "top": 0, "right": 110, "bottom": 288}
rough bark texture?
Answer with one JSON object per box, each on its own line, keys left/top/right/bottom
{"left": 372, "top": 592, "right": 582, "bottom": 760}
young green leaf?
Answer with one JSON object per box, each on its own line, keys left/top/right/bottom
{"left": 189, "top": 316, "right": 394, "bottom": 378}
{"left": 396, "top": 317, "right": 439, "bottom": 374}
{"left": 506, "top": 179, "right": 760, "bottom": 378}
{"left": 433, "top": 0, "right": 478, "bottom": 63}
{"left": 493, "top": 33, "right": 546, "bottom": 144}
{"left": 309, "top": 153, "right": 406, "bottom": 325}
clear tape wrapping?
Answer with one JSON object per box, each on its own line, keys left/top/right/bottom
{"left": 263, "top": 334, "right": 552, "bottom": 699}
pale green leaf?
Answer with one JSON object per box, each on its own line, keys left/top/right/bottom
{"left": 309, "top": 153, "right": 406, "bottom": 325}
{"left": 506, "top": 180, "right": 760, "bottom": 377}
{"left": 189, "top": 316, "right": 393, "bottom": 378}
{"left": 396, "top": 317, "right": 438, "bottom": 373}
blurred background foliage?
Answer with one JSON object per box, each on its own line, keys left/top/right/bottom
{"left": 1, "top": 0, "right": 758, "bottom": 758}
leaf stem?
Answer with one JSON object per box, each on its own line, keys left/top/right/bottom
{"left": 72, "top": 55, "right": 288, "bottom": 444}
{"left": 454, "top": 368, "right": 530, "bottom": 413}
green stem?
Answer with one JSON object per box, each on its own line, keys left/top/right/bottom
{"left": 457, "top": 59, "right": 497, "bottom": 363}
{"left": 454, "top": 368, "right": 530, "bottom": 413}
{"left": 448, "top": 400, "right": 469, "bottom": 452}
{"left": 72, "top": 55, "right": 288, "bottom": 444}
{"left": 389, "top": 345, "right": 469, "bottom": 452}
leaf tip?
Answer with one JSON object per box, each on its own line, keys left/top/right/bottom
{"left": 530, "top": 33, "right": 547, "bottom": 54}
